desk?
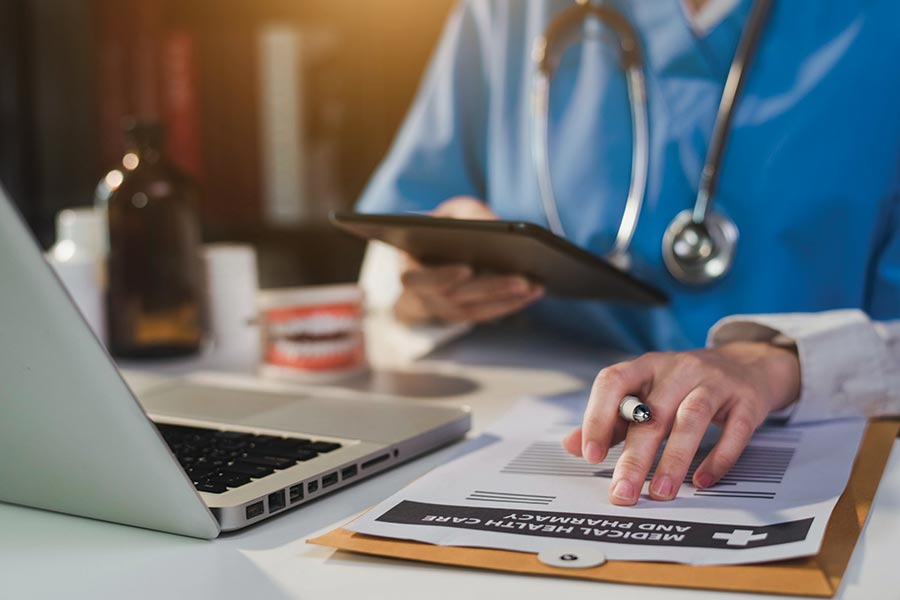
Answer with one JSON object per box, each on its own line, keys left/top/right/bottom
{"left": 2, "top": 324, "right": 898, "bottom": 599}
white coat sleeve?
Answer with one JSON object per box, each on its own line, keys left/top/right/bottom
{"left": 707, "top": 310, "right": 900, "bottom": 423}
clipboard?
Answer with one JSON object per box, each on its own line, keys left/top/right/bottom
{"left": 309, "top": 420, "right": 899, "bottom": 597}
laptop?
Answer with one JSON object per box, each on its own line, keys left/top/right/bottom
{"left": 0, "top": 188, "right": 470, "bottom": 538}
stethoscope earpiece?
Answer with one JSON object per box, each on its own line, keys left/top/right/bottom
{"left": 662, "top": 210, "right": 739, "bottom": 285}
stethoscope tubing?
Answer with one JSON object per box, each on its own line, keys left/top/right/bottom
{"left": 692, "top": 0, "right": 773, "bottom": 224}
{"left": 532, "top": 0, "right": 773, "bottom": 285}
{"left": 532, "top": 1, "right": 650, "bottom": 270}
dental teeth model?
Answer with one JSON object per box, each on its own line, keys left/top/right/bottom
{"left": 257, "top": 285, "right": 367, "bottom": 382}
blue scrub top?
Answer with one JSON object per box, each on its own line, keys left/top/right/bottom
{"left": 357, "top": 0, "right": 900, "bottom": 354}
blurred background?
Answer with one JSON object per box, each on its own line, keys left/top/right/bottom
{"left": 0, "top": 0, "right": 454, "bottom": 286}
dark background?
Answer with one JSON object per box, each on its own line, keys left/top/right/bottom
{"left": 0, "top": 0, "right": 455, "bottom": 286}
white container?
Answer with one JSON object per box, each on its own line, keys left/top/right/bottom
{"left": 45, "top": 208, "right": 107, "bottom": 344}
{"left": 202, "top": 243, "right": 261, "bottom": 371}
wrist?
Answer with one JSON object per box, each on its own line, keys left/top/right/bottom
{"left": 760, "top": 342, "right": 802, "bottom": 413}
{"left": 718, "top": 341, "right": 801, "bottom": 413}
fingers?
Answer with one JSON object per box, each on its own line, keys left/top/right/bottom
{"left": 447, "top": 275, "right": 536, "bottom": 304}
{"left": 649, "top": 386, "right": 720, "bottom": 501}
{"left": 568, "top": 346, "right": 780, "bottom": 506}
{"left": 396, "top": 263, "right": 473, "bottom": 323}
{"left": 432, "top": 196, "right": 499, "bottom": 220}
{"left": 609, "top": 374, "right": 705, "bottom": 505}
{"left": 607, "top": 419, "right": 666, "bottom": 504}
{"left": 562, "top": 427, "right": 582, "bottom": 456}
{"left": 401, "top": 263, "right": 472, "bottom": 294}
{"left": 579, "top": 357, "right": 655, "bottom": 465}
{"left": 693, "top": 409, "right": 761, "bottom": 488}
{"left": 456, "top": 286, "right": 544, "bottom": 322}
{"left": 400, "top": 259, "right": 544, "bottom": 324}
{"left": 562, "top": 421, "right": 627, "bottom": 458}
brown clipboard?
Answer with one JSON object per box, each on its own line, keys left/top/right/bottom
{"left": 309, "top": 420, "right": 899, "bottom": 597}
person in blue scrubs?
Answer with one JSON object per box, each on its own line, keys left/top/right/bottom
{"left": 357, "top": 0, "right": 900, "bottom": 505}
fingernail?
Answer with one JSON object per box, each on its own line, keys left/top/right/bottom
{"left": 562, "top": 431, "right": 580, "bottom": 455}
{"left": 652, "top": 475, "right": 673, "bottom": 499}
{"left": 511, "top": 278, "right": 529, "bottom": 293}
{"left": 696, "top": 472, "right": 714, "bottom": 488}
{"left": 611, "top": 480, "right": 635, "bottom": 502}
{"left": 455, "top": 266, "right": 472, "bottom": 278}
{"left": 584, "top": 442, "right": 604, "bottom": 463}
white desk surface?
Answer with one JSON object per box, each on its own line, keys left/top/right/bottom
{"left": 2, "top": 324, "right": 898, "bottom": 600}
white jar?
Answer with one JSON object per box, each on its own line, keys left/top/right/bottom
{"left": 45, "top": 208, "right": 107, "bottom": 345}
{"left": 202, "top": 243, "right": 261, "bottom": 371}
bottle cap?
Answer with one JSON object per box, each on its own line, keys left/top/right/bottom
{"left": 123, "top": 118, "right": 165, "bottom": 150}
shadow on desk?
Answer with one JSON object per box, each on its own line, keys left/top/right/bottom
{"left": 341, "top": 369, "right": 480, "bottom": 399}
{"left": 430, "top": 321, "right": 629, "bottom": 383}
{"left": 0, "top": 502, "right": 294, "bottom": 599}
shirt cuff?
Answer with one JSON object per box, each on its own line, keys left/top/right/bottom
{"left": 707, "top": 309, "right": 899, "bottom": 423}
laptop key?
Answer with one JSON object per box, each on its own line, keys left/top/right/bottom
{"left": 251, "top": 439, "right": 304, "bottom": 453}
{"left": 196, "top": 482, "right": 227, "bottom": 494}
{"left": 207, "top": 449, "right": 234, "bottom": 460}
{"left": 187, "top": 467, "right": 216, "bottom": 481}
{"left": 250, "top": 434, "right": 290, "bottom": 445}
{"left": 292, "top": 450, "right": 318, "bottom": 462}
{"left": 223, "top": 474, "right": 253, "bottom": 487}
{"left": 240, "top": 455, "right": 297, "bottom": 470}
{"left": 225, "top": 462, "right": 276, "bottom": 478}
{"left": 300, "top": 441, "right": 342, "bottom": 453}
{"left": 213, "top": 431, "right": 253, "bottom": 440}
{"left": 250, "top": 444, "right": 318, "bottom": 462}
{"left": 205, "top": 472, "right": 252, "bottom": 488}
{"left": 215, "top": 439, "right": 249, "bottom": 451}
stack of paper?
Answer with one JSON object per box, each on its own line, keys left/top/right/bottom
{"left": 349, "top": 392, "right": 867, "bottom": 566}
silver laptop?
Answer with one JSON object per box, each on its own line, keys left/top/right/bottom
{"left": 0, "top": 188, "right": 470, "bottom": 538}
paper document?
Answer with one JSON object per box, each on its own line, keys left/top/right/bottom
{"left": 350, "top": 393, "right": 867, "bottom": 565}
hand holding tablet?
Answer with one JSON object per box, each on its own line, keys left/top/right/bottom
{"left": 380, "top": 197, "right": 545, "bottom": 324}
{"left": 332, "top": 199, "right": 668, "bottom": 315}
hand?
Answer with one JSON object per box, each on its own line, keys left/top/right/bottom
{"left": 562, "top": 342, "right": 801, "bottom": 505}
{"left": 393, "top": 196, "right": 544, "bottom": 324}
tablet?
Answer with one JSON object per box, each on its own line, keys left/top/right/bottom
{"left": 331, "top": 212, "right": 668, "bottom": 306}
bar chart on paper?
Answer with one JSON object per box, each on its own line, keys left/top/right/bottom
{"left": 502, "top": 427, "right": 801, "bottom": 501}
{"left": 349, "top": 393, "right": 867, "bottom": 565}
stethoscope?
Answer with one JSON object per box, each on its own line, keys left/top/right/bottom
{"left": 532, "top": 0, "right": 773, "bottom": 285}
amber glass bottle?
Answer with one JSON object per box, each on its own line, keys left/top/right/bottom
{"left": 106, "top": 120, "right": 204, "bottom": 358}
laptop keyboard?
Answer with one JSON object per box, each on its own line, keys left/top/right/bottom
{"left": 155, "top": 423, "right": 342, "bottom": 494}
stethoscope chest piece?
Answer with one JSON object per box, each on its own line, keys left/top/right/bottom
{"left": 662, "top": 209, "right": 739, "bottom": 285}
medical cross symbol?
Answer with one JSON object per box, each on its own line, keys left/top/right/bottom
{"left": 712, "top": 529, "right": 768, "bottom": 547}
